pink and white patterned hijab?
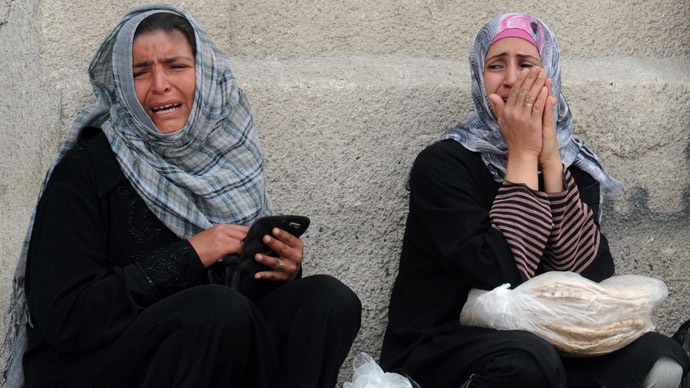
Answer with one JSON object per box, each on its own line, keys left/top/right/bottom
{"left": 437, "top": 13, "right": 622, "bottom": 197}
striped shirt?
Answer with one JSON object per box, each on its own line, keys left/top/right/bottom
{"left": 489, "top": 169, "right": 600, "bottom": 279}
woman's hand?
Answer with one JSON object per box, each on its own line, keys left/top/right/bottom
{"left": 489, "top": 66, "right": 550, "bottom": 189}
{"left": 254, "top": 228, "right": 304, "bottom": 282}
{"left": 539, "top": 80, "right": 563, "bottom": 192}
{"left": 538, "top": 77, "right": 561, "bottom": 168}
{"left": 489, "top": 66, "right": 548, "bottom": 158}
{"left": 188, "top": 224, "right": 249, "bottom": 268}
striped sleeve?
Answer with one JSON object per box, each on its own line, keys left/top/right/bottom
{"left": 489, "top": 181, "right": 553, "bottom": 280}
{"left": 543, "top": 169, "right": 601, "bottom": 273}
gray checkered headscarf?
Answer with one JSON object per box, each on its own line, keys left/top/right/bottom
{"left": 2, "top": 5, "right": 270, "bottom": 386}
{"left": 436, "top": 13, "right": 622, "bottom": 198}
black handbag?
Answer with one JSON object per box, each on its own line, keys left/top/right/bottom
{"left": 207, "top": 215, "right": 310, "bottom": 301}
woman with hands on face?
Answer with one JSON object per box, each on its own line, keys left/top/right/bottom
{"left": 3, "top": 5, "right": 360, "bottom": 388}
{"left": 485, "top": 40, "right": 561, "bottom": 193}
{"left": 381, "top": 13, "right": 688, "bottom": 388}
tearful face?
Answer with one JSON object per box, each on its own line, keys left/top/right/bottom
{"left": 132, "top": 29, "right": 196, "bottom": 133}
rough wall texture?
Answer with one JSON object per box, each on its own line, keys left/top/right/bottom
{"left": 1, "top": 0, "right": 689, "bottom": 383}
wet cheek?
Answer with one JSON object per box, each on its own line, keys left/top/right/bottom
{"left": 483, "top": 76, "right": 497, "bottom": 95}
{"left": 134, "top": 84, "right": 147, "bottom": 110}
{"left": 186, "top": 82, "right": 196, "bottom": 104}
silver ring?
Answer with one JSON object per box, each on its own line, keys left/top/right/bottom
{"left": 278, "top": 259, "right": 285, "bottom": 269}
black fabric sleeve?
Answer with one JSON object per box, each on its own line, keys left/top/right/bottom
{"left": 25, "top": 145, "right": 204, "bottom": 353}
{"left": 133, "top": 240, "right": 205, "bottom": 298}
{"left": 407, "top": 141, "right": 524, "bottom": 290}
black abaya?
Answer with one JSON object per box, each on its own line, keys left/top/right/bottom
{"left": 381, "top": 140, "right": 688, "bottom": 388}
{"left": 23, "top": 127, "right": 361, "bottom": 387}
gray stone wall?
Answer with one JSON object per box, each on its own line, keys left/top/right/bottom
{"left": 1, "top": 0, "right": 689, "bottom": 382}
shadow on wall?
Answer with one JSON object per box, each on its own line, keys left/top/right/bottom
{"left": 605, "top": 142, "right": 690, "bottom": 227}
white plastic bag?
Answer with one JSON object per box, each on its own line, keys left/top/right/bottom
{"left": 343, "top": 353, "right": 413, "bottom": 388}
{"left": 459, "top": 271, "right": 668, "bottom": 356}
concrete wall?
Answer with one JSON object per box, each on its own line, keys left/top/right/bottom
{"left": 1, "top": 0, "right": 689, "bottom": 382}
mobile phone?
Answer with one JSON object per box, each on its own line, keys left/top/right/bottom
{"left": 240, "top": 215, "right": 310, "bottom": 260}
{"left": 207, "top": 215, "right": 310, "bottom": 301}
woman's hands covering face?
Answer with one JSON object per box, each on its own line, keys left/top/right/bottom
{"left": 488, "top": 66, "right": 561, "bottom": 190}
{"left": 488, "top": 66, "right": 552, "bottom": 160}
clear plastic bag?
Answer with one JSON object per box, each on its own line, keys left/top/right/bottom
{"left": 343, "top": 353, "right": 413, "bottom": 388}
{"left": 459, "top": 271, "right": 668, "bottom": 356}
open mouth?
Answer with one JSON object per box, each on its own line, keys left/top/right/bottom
{"left": 151, "top": 103, "right": 181, "bottom": 115}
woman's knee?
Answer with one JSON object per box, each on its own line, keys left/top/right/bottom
{"left": 509, "top": 352, "right": 561, "bottom": 388}
{"left": 482, "top": 332, "right": 564, "bottom": 388}
{"left": 166, "top": 284, "right": 258, "bottom": 333}
{"left": 300, "top": 275, "right": 362, "bottom": 324}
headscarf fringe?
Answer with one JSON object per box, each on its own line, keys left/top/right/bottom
{"left": 1, "top": 277, "right": 31, "bottom": 387}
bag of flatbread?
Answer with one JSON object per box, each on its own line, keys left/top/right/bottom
{"left": 459, "top": 271, "right": 667, "bottom": 356}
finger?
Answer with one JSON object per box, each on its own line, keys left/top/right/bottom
{"left": 254, "top": 268, "right": 290, "bottom": 281}
{"left": 515, "top": 67, "right": 538, "bottom": 108}
{"left": 544, "top": 95, "right": 557, "bottom": 124}
{"left": 254, "top": 253, "right": 282, "bottom": 270}
{"left": 531, "top": 86, "right": 549, "bottom": 118}
{"left": 268, "top": 228, "right": 304, "bottom": 257}
{"left": 225, "top": 224, "right": 250, "bottom": 233}
{"left": 525, "top": 68, "right": 546, "bottom": 107}
{"left": 225, "top": 240, "right": 243, "bottom": 256}
{"left": 271, "top": 228, "right": 301, "bottom": 248}
{"left": 507, "top": 68, "right": 529, "bottom": 108}
{"left": 262, "top": 233, "right": 290, "bottom": 258}
{"left": 262, "top": 235, "right": 304, "bottom": 267}
{"left": 219, "top": 224, "right": 249, "bottom": 240}
{"left": 542, "top": 77, "right": 555, "bottom": 120}
{"left": 274, "top": 256, "right": 285, "bottom": 270}
{"left": 253, "top": 254, "right": 294, "bottom": 281}
{"left": 545, "top": 77, "right": 553, "bottom": 97}
{"left": 488, "top": 94, "right": 505, "bottom": 119}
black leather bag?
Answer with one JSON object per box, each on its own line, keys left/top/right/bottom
{"left": 207, "top": 215, "right": 310, "bottom": 301}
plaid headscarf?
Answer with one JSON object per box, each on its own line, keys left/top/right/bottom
{"left": 437, "top": 13, "right": 622, "bottom": 197}
{"left": 2, "top": 5, "right": 270, "bottom": 385}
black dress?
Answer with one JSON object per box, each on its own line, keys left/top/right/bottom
{"left": 380, "top": 140, "right": 688, "bottom": 388}
{"left": 23, "top": 127, "right": 361, "bottom": 388}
